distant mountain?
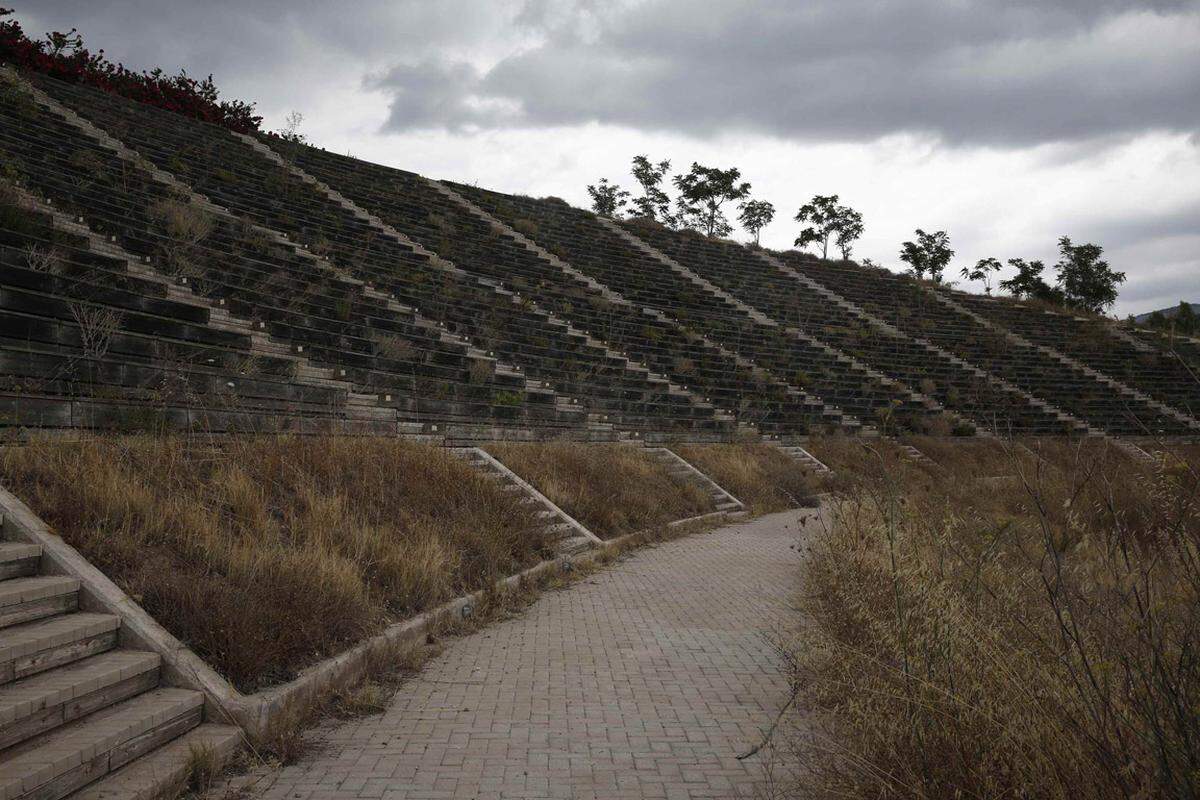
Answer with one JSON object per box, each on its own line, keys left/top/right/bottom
{"left": 1134, "top": 302, "right": 1197, "bottom": 323}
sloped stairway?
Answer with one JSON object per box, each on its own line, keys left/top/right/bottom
{"left": 642, "top": 448, "right": 745, "bottom": 516}
{"left": 450, "top": 448, "right": 603, "bottom": 553}
{"left": 0, "top": 537, "right": 239, "bottom": 800}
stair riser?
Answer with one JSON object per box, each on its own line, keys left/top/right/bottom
{"left": 0, "top": 559, "right": 41, "bottom": 581}
{"left": 9, "top": 706, "right": 203, "bottom": 800}
{"left": 1, "top": 632, "right": 119, "bottom": 685}
{"left": 70, "top": 725, "right": 242, "bottom": 800}
{"left": 0, "top": 595, "right": 78, "bottom": 631}
{"left": 0, "top": 670, "right": 159, "bottom": 750}
{"left": 109, "top": 706, "right": 203, "bottom": 772}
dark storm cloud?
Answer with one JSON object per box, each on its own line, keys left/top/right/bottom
{"left": 19, "top": 1, "right": 1199, "bottom": 145}
{"left": 373, "top": 0, "right": 1200, "bottom": 146}
{"left": 14, "top": 1, "right": 508, "bottom": 113}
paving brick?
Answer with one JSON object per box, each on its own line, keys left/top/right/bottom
{"left": 235, "top": 510, "right": 814, "bottom": 799}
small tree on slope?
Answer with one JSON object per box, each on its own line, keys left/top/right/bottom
{"left": 1055, "top": 236, "right": 1124, "bottom": 313}
{"left": 793, "top": 195, "right": 841, "bottom": 259}
{"left": 630, "top": 155, "right": 673, "bottom": 225}
{"left": 999, "top": 258, "right": 1060, "bottom": 303}
{"left": 834, "top": 206, "right": 864, "bottom": 260}
{"left": 673, "top": 163, "right": 751, "bottom": 238}
{"left": 738, "top": 199, "right": 775, "bottom": 246}
{"left": 962, "top": 257, "right": 1002, "bottom": 295}
{"left": 899, "top": 229, "right": 953, "bottom": 283}
{"left": 587, "top": 178, "right": 629, "bottom": 218}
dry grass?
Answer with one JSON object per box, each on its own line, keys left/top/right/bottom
{"left": 483, "top": 442, "right": 714, "bottom": 539}
{"left": 669, "top": 444, "right": 818, "bottom": 514}
{"left": 774, "top": 435, "right": 1200, "bottom": 799}
{"left": 0, "top": 434, "right": 553, "bottom": 691}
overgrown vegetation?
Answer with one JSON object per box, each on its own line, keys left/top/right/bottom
{"left": 0, "top": 435, "right": 553, "bottom": 691}
{"left": 1135, "top": 301, "right": 1198, "bottom": 337}
{"left": 0, "top": 8, "right": 262, "bottom": 132}
{"left": 484, "top": 442, "right": 714, "bottom": 538}
{"left": 772, "top": 436, "right": 1200, "bottom": 799}
{"left": 670, "top": 443, "right": 818, "bottom": 514}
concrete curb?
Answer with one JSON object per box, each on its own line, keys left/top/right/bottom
{"left": 0, "top": 479, "right": 745, "bottom": 742}
{"left": 0, "top": 485, "right": 248, "bottom": 727}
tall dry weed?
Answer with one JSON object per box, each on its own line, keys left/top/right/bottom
{"left": 777, "top": 436, "right": 1200, "bottom": 799}
{"left": 485, "top": 442, "right": 714, "bottom": 538}
{"left": 0, "top": 435, "right": 551, "bottom": 690}
{"left": 670, "top": 443, "right": 818, "bottom": 514}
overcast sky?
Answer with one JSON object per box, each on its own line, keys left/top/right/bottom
{"left": 17, "top": 1, "right": 1200, "bottom": 316}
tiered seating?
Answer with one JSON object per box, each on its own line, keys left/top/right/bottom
{"left": 1, "top": 74, "right": 566, "bottom": 434}
{"left": 1131, "top": 328, "right": 1200, "bottom": 371}
{"left": 270, "top": 145, "right": 834, "bottom": 437}
{"left": 449, "top": 186, "right": 944, "bottom": 434}
{"left": 615, "top": 224, "right": 1076, "bottom": 435}
{"left": 35, "top": 76, "right": 720, "bottom": 437}
{"left": 779, "top": 252, "right": 1192, "bottom": 436}
{"left": 0, "top": 190, "right": 373, "bottom": 432}
{"left": 957, "top": 293, "right": 1200, "bottom": 420}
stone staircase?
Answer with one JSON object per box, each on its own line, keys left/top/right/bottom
{"left": 931, "top": 287, "right": 1200, "bottom": 435}
{"left": 772, "top": 444, "right": 832, "bottom": 474}
{"left": 642, "top": 448, "right": 745, "bottom": 515}
{"left": 892, "top": 441, "right": 939, "bottom": 467}
{"left": 450, "top": 448, "right": 602, "bottom": 553}
{"left": 601, "top": 217, "right": 946, "bottom": 429}
{"left": 1, "top": 183, "right": 397, "bottom": 434}
{"left": 752, "top": 249, "right": 1089, "bottom": 437}
{"left": 0, "top": 537, "right": 239, "bottom": 800}
{"left": 424, "top": 179, "right": 741, "bottom": 437}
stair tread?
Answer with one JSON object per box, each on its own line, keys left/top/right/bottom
{"left": 0, "top": 688, "right": 202, "bottom": 798}
{"left": 0, "top": 651, "right": 160, "bottom": 726}
{"left": 69, "top": 723, "right": 242, "bottom": 800}
{"left": 0, "top": 543, "right": 41, "bottom": 565}
{"left": 0, "top": 614, "right": 120, "bottom": 665}
{"left": 0, "top": 577, "right": 79, "bottom": 609}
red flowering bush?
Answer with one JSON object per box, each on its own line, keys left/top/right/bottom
{"left": 0, "top": 7, "right": 262, "bottom": 133}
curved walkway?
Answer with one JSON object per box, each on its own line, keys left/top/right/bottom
{"left": 248, "top": 509, "right": 816, "bottom": 800}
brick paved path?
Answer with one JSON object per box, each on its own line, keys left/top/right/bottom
{"left": 248, "top": 509, "right": 815, "bottom": 800}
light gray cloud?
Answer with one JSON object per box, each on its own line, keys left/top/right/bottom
{"left": 371, "top": 0, "right": 1200, "bottom": 147}
{"left": 7, "top": 1, "right": 1198, "bottom": 313}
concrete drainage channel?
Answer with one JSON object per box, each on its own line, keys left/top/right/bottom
{"left": 0, "top": 445, "right": 750, "bottom": 800}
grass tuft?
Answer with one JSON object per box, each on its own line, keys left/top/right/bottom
{"left": 0, "top": 434, "right": 554, "bottom": 691}
{"left": 669, "top": 443, "right": 819, "bottom": 513}
{"left": 775, "top": 436, "right": 1200, "bottom": 799}
{"left": 483, "top": 442, "right": 714, "bottom": 538}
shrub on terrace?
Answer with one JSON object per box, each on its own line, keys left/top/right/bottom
{"left": 0, "top": 7, "right": 262, "bottom": 132}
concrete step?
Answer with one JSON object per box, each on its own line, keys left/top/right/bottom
{"left": 0, "top": 577, "right": 79, "bottom": 630}
{"left": 0, "top": 651, "right": 161, "bottom": 750}
{"left": 0, "top": 688, "right": 204, "bottom": 800}
{"left": 0, "top": 544, "right": 42, "bottom": 581}
{"left": 70, "top": 723, "right": 242, "bottom": 800}
{"left": 0, "top": 613, "right": 121, "bottom": 685}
